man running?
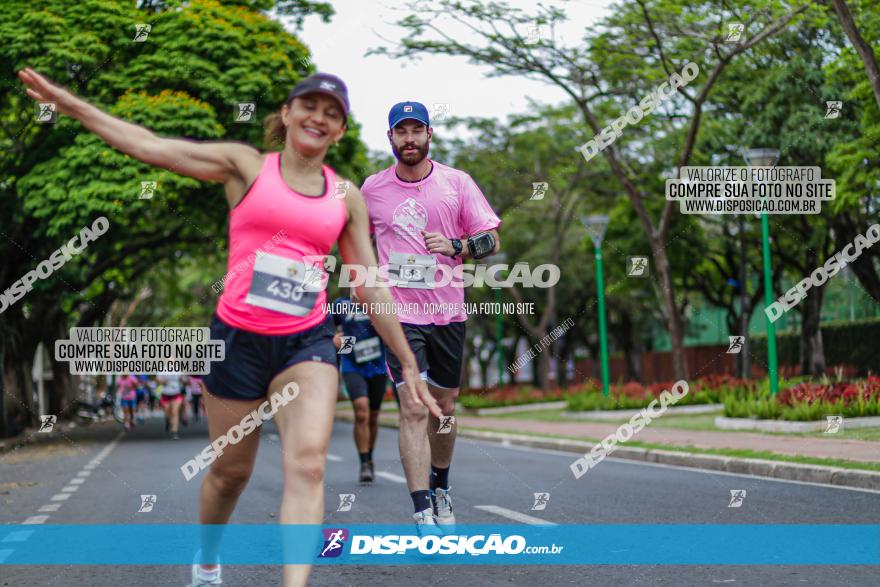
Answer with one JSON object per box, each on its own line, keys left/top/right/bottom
{"left": 135, "top": 374, "right": 150, "bottom": 424}
{"left": 332, "top": 289, "right": 389, "bottom": 484}
{"left": 361, "top": 101, "right": 501, "bottom": 532}
{"left": 188, "top": 374, "right": 205, "bottom": 423}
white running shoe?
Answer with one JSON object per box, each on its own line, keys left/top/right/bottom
{"left": 188, "top": 553, "right": 222, "bottom": 586}
{"left": 413, "top": 507, "right": 442, "bottom": 537}
{"left": 431, "top": 487, "right": 456, "bottom": 528}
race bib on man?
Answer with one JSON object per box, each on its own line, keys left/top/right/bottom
{"left": 353, "top": 337, "right": 382, "bottom": 363}
{"left": 245, "top": 253, "right": 325, "bottom": 316}
{"left": 388, "top": 252, "right": 436, "bottom": 289}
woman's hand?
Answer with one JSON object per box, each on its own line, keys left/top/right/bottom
{"left": 18, "top": 68, "right": 79, "bottom": 116}
{"left": 332, "top": 332, "right": 343, "bottom": 350}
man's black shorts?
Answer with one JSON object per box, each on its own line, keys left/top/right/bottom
{"left": 385, "top": 321, "right": 465, "bottom": 390}
{"left": 203, "top": 313, "right": 337, "bottom": 401}
{"left": 343, "top": 372, "right": 388, "bottom": 411}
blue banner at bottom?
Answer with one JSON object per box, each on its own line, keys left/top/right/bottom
{"left": 1, "top": 525, "right": 878, "bottom": 565}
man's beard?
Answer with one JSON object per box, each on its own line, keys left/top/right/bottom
{"left": 392, "top": 140, "right": 430, "bottom": 166}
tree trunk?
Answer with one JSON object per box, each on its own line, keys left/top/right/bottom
{"left": 0, "top": 339, "right": 7, "bottom": 438}
{"left": 537, "top": 347, "right": 551, "bottom": 390}
{"left": 830, "top": 0, "right": 880, "bottom": 110}
{"left": 799, "top": 286, "right": 826, "bottom": 376}
{"left": 557, "top": 333, "right": 573, "bottom": 388}
{"left": 479, "top": 352, "right": 490, "bottom": 389}
{"left": 2, "top": 345, "right": 35, "bottom": 437}
{"left": 652, "top": 242, "right": 688, "bottom": 380}
{"left": 618, "top": 310, "right": 642, "bottom": 382}
{"left": 45, "top": 317, "right": 75, "bottom": 417}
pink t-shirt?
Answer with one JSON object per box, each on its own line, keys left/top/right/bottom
{"left": 361, "top": 160, "right": 501, "bottom": 325}
{"left": 117, "top": 375, "right": 139, "bottom": 401}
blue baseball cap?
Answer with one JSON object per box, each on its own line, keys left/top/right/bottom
{"left": 388, "top": 101, "right": 430, "bottom": 129}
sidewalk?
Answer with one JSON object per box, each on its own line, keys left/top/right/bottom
{"left": 335, "top": 405, "right": 880, "bottom": 465}
{"left": 454, "top": 416, "right": 880, "bottom": 464}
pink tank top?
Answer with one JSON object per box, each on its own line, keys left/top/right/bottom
{"left": 216, "top": 152, "right": 346, "bottom": 335}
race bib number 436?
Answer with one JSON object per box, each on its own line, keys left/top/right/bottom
{"left": 246, "top": 253, "right": 325, "bottom": 316}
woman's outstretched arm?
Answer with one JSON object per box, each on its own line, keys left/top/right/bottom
{"left": 18, "top": 68, "right": 260, "bottom": 185}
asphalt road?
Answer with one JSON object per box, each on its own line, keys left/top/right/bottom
{"left": 2, "top": 413, "right": 879, "bottom": 586}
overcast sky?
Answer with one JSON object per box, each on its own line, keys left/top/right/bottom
{"left": 291, "top": 0, "right": 611, "bottom": 152}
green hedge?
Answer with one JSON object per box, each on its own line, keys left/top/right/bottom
{"left": 750, "top": 318, "right": 880, "bottom": 375}
{"left": 566, "top": 390, "right": 719, "bottom": 411}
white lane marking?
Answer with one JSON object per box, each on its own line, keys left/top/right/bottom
{"left": 0, "top": 549, "right": 13, "bottom": 563}
{"left": 326, "top": 454, "right": 343, "bottom": 462}
{"left": 29, "top": 432, "right": 123, "bottom": 523}
{"left": 375, "top": 471, "right": 407, "bottom": 484}
{"left": 2, "top": 531, "right": 34, "bottom": 543}
{"left": 465, "top": 438, "right": 880, "bottom": 495}
{"left": 473, "top": 505, "right": 557, "bottom": 526}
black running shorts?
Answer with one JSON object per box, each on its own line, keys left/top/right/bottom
{"left": 203, "top": 313, "right": 337, "bottom": 401}
{"left": 343, "top": 372, "right": 388, "bottom": 411}
{"left": 385, "top": 321, "right": 465, "bottom": 390}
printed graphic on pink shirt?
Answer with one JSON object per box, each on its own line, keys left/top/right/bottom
{"left": 361, "top": 160, "right": 501, "bottom": 326}
{"left": 392, "top": 198, "right": 429, "bottom": 237}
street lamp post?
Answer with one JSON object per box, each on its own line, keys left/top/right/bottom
{"left": 744, "top": 148, "right": 781, "bottom": 394}
{"left": 582, "top": 215, "right": 611, "bottom": 396}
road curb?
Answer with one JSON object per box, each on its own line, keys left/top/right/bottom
{"left": 335, "top": 413, "right": 880, "bottom": 491}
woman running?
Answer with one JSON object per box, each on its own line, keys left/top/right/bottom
{"left": 332, "top": 289, "right": 389, "bottom": 484}
{"left": 18, "top": 68, "right": 440, "bottom": 587}
{"left": 158, "top": 371, "right": 184, "bottom": 440}
{"left": 116, "top": 373, "right": 139, "bottom": 430}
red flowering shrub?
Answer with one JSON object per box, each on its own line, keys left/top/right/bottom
{"left": 777, "top": 377, "right": 880, "bottom": 407}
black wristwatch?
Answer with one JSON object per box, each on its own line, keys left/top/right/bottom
{"left": 450, "top": 238, "right": 463, "bottom": 258}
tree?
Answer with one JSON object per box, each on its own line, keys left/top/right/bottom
{"left": 823, "top": 0, "right": 880, "bottom": 110}
{"left": 371, "top": 0, "right": 809, "bottom": 380}
{"left": 436, "top": 107, "right": 612, "bottom": 389}
{"left": 0, "top": 0, "right": 363, "bottom": 435}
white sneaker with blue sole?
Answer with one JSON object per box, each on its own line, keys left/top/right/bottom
{"left": 431, "top": 487, "right": 456, "bottom": 529}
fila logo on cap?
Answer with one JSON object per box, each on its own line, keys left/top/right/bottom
{"left": 403, "top": 105, "right": 413, "bottom": 112}
{"left": 320, "top": 81, "right": 336, "bottom": 90}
